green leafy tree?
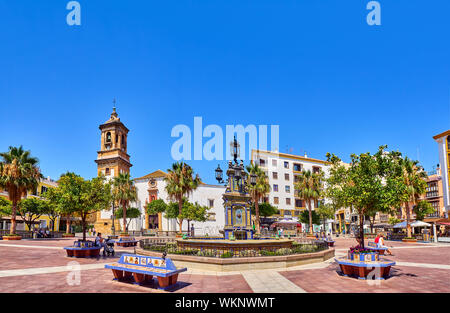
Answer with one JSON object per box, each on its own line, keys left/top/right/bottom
{"left": 112, "top": 173, "right": 137, "bottom": 233}
{"left": 114, "top": 207, "right": 142, "bottom": 229}
{"left": 81, "top": 176, "right": 112, "bottom": 240}
{"left": 164, "top": 162, "right": 201, "bottom": 232}
{"left": 251, "top": 202, "right": 279, "bottom": 217}
{"left": 17, "top": 197, "right": 48, "bottom": 231}
{"left": 42, "top": 200, "right": 59, "bottom": 232}
{"left": 165, "top": 202, "right": 180, "bottom": 220}
{"left": 246, "top": 163, "right": 270, "bottom": 234}
{"left": 325, "top": 146, "right": 404, "bottom": 248}
{"left": 46, "top": 173, "right": 111, "bottom": 240}
{"left": 0, "top": 146, "right": 42, "bottom": 235}
{"left": 181, "top": 201, "right": 210, "bottom": 231}
{"left": 294, "top": 169, "right": 324, "bottom": 234}
{"left": 389, "top": 216, "right": 401, "bottom": 225}
{"left": 46, "top": 172, "right": 83, "bottom": 234}
{"left": 316, "top": 203, "right": 335, "bottom": 232}
{"left": 0, "top": 197, "right": 11, "bottom": 218}
{"left": 413, "top": 200, "right": 434, "bottom": 221}
{"left": 146, "top": 199, "right": 168, "bottom": 215}
{"left": 299, "top": 209, "right": 320, "bottom": 228}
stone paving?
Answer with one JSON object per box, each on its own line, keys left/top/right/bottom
{"left": 0, "top": 236, "right": 448, "bottom": 293}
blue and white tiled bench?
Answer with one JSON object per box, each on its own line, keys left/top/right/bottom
{"left": 105, "top": 254, "right": 187, "bottom": 290}
{"left": 335, "top": 257, "right": 395, "bottom": 280}
{"left": 115, "top": 237, "right": 138, "bottom": 247}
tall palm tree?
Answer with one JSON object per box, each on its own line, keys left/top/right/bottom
{"left": 164, "top": 162, "right": 201, "bottom": 233}
{"left": 294, "top": 169, "right": 324, "bottom": 234}
{"left": 0, "top": 146, "right": 42, "bottom": 235}
{"left": 112, "top": 172, "right": 137, "bottom": 234}
{"left": 399, "top": 156, "right": 427, "bottom": 238}
{"left": 246, "top": 163, "right": 270, "bottom": 234}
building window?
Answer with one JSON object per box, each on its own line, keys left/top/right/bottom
{"left": 259, "top": 159, "right": 266, "bottom": 167}
{"left": 284, "top": 210, "right": 292, "bottom": 216}
{"left": 285, "top": 173, "right": 290, "bottom": 181}
{"left": 106, "top": 132, "right": 111, "bottom": 143}
{"left": 273, "top": 184, "right": 278, "bottom": 192}
{"left": 272, "top": 159, "right": 277, "bottom": 167}
{"left": 285, "top": 185, "right": 290, "bottom": 193}
{"left": 284, "top": 161, "right": 289, "bottom": 169}
{"left": 295, "top": 199, "right": 303, "bottom": 208}
{"left": 286, "top": 198, "right": 291, "bottom": 205}
{"left": 208, "top": 199, "right": 214, "bottom": 208}
{"left": 273, "top": 172, "right": 278, "bottom": 179}
{"left": 313, "top": 166, "right": 321, "bottom": 174}
{"left": 105, "top": 168, "right": 110, "bottom": 176}
{"left": 274, "top": 197, "right": 279, "bottom": 204}
{"left": 294, "top": 175, "right": 300, "bottom": 183}
{"left": 293, "top": 163, "right": 302, "bottom": 171}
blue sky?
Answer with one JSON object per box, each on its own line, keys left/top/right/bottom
{"left": 0, "top": 0, "right": 449, "bottom": 184}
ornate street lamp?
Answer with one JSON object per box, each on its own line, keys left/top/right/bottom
{"left": 215, "top": 164, "right": 224, "bottom": 184}
{"left": 250, "top": 172, "right": 257, "bottom": 186}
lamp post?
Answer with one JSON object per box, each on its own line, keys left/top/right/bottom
{"left": 111, "top": 201, "right": 116, "bottom": 236}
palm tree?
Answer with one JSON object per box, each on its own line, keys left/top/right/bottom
{"left": 294, "top": 169, "right": 324, "bottom": 234}
{"left": 111, "top": 172, "right": 137, "bottom": 234}
{"left": 164, "top": 162, "right": 201, "bottom": 233}
{"left": 0, "top": 146, "right": 42, "bottom": 235}
{"left": 399, "top": 157, "right": 427, "bottom": 238}
{"left": 246, "top": 163, "right": 270, "bottom": 234}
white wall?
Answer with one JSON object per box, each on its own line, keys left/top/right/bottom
{"left": 134, "top": 177, "right": 226, "bottom": 235}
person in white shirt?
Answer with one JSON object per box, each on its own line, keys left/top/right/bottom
{"left": 377, "top": 234, "right": 393, "bottom": 255}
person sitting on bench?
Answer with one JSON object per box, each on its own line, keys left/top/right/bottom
{"left": 95, "top": 233, "right": 106, "bottom": 252}
{"left": 377, "top": 233, "right": 392, "bottom": 255}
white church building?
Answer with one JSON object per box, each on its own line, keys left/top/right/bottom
{"left": 126, "top": 170, "right": 226, "bottom": 236}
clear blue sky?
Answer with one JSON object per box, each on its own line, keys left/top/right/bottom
{"left": 0, "top": 0, "right": 449, "bottom": 184}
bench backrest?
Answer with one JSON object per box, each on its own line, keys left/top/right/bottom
{"left": 118, "top": 237, "right": 136, "bottom": 242}
{"left": 367, "top": 242, "right": 377, "bottom": 247}
{"left": 73, "top": 240, "right": 95, "bottom": 248}
{"left": 118, "top": 254, "right": 177, "bottom": 271}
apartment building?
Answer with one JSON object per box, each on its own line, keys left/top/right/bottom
{"left": 433, "top": 130, "right": 450, "bottom": 218}
{"left": 250, "top": 149, "right": 331, "bottom": 222}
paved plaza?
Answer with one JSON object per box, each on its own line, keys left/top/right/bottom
{"left": 0, "top": 237, "right": 449, "bottom": 293}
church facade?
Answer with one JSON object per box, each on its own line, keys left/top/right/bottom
{"left": 94, "top": 108, "right": 226, "bottom": 235}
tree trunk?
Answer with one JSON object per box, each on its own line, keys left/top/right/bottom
{"left": 308, "top": 200, "right": 313, "bottom": 234}
{"left": 178, "top": 199, "right": 183, "bottom": 233}
{"left": 66, "top": 215, "right": 71, "bottom": 234}
{"left": 359, "top": 213, "right": 365, "bottom": 249}
{"left": 10, "top": 200, "right": 18, "bottom": 235}
{"left": 405, "top": 202, "right": 412, "bottom": 238}
{"left": 123, "top": 202, "right": 127, "bottom": 233}
{"left": 82, "top": 215, "right": 86, "bottom": 242}
{"left": 255, "top": 201, "right": 260, "bottom": 234}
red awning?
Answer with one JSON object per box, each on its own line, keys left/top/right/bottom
{"left": 437, "top": 222, "right": 450, "bottom": 226}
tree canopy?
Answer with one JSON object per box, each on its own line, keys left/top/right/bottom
{"left": 251, "top": 202, "right": 279, "bottom": 217}
{"left": 164, "top": 162, "right": 201, "bottom": 232}
{"left": 0, "top": 146, "right": 42, "bottom": 234}
{"left": 325, "top": 146, "right": 406, "bottom": 248}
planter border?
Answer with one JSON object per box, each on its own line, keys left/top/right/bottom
{"left": 136, "top": 248, "right": 334, "bottom": 272}
{"left": 2, "top": 236, "right": 22, "bottom": 241}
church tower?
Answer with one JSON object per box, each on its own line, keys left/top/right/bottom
{"left": 94, "top": 106, "right": 132, "bottom": 234}
{"left": 96, "top": 107, "right": 132, "bottom": 177}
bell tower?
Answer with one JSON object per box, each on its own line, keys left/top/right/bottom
{"left": 95, "top": 106, "right": 132, "bottom": 177}
{"left": 94, "top": 105, "right": 132, "bottom": 234}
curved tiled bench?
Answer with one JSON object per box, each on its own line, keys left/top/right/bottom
{"left": 64, "top": 240, "right": 101, "bottom": 258}
{"left": 335, "top": 258, "right": 395, "bottom": 280}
